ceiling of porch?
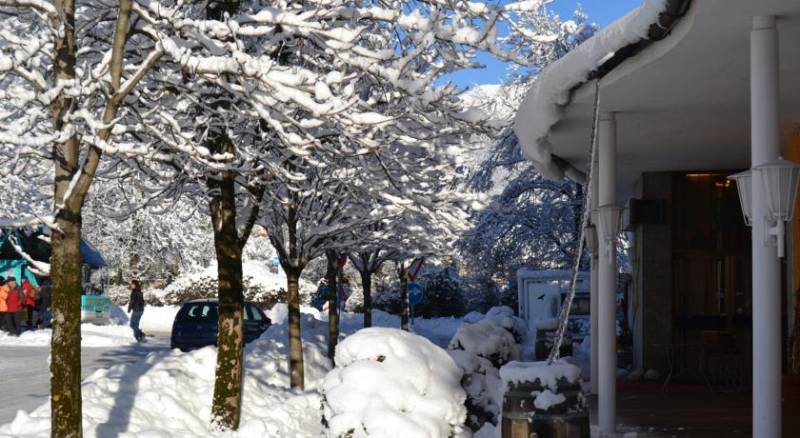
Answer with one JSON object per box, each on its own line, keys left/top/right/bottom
{"left": 547, "top": 0, "right": 800, "bottom": 200}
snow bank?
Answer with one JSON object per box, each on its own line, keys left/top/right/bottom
{"left": 0, "top": 324, "right": 137, "bottom": 348}
{"left": 322, "top": 327, "right": 468, "bottom": 438}
{"left": 0, "top": 311, "right": 333, "bottom": 438}
{"left": 512, "top": 0, "right": 669, "bottom": 180}
{"left": 138, "top": 305, "right": 181, "bottom": 334}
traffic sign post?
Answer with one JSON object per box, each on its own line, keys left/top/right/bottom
{"left": 408, "top": 282, "right": 423, "bottom": 329}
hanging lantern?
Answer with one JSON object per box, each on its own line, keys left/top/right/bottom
{"left": 727, "top": 170, "right": 753, "bottom": 226}
{"left": 752, "top": 157, "right": 800, "bottom": 258}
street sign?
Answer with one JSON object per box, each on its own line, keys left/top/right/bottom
{"left": 408, "top": 257, "right": 425, "bottom": 281}
{"left": 408, "top": 282, "right": 424, "bottom": 306}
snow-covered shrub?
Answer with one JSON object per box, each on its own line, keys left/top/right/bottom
{"left": 447, "top": 308, "right": 526, "bottom": 434}
{"left": 484, "top": 306, "right": 527, "bottom": 343}
{"left": 144, "top": 262, "right": 314, "bottom": 308}
{"left": 344, "top": 285, "right": 364, "bottom": 313}
{"left": 322, "top": 327, "right": 468, "bottom": 438}
{"left": 449, "top": 319, "right": 520, "bottom": 367}
{"left": 461, "top": 281, "right": 500, "bottom": 314}
{"left": 447, "top": 350, "right": 503, "bottom": 432}
{"left": 416, "top": 267, "right": 467, "bottom": 318}
{"left": 372, "top": 286, "right": 402, "bottom": 315}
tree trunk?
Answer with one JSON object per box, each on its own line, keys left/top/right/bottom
{"left": 208, "top": 144, "right": 245, "bottom": 430}
{"left": 50, "top": 0, "right": 82, "bottom": 434}
{"left": 286, "top": 268, "right": 305, "bottom": 389}
{"left": 325, "top": 251, "right": 339, "bottom": 362}
{"left": 399, "top": 268, "right": 409, "bottom": 331}
{"left": 361, "top": 270, "right": 372, "bottom": 328}
{"left": 50, "top": 217, "right": 83, "bottom": 438}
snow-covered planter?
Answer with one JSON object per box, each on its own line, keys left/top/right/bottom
{"left": 322, "top": 327, "right": 468, "bottom": 438}
{"left": 498, "top": 360, "right": 589, "bottom": 437}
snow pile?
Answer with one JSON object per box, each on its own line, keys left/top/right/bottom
{"left": 138, "top": 305, "right": 181, "bottom": 334}
{"left": 146, "top": 261, "right": 315, "bottom": 308}
{"left": 322, "top": 327, "right": 467, "bottom": 438}
{"left": 0, "top": 310, "right": 333, "bottom": 438}
{"left": 0, "top": 324, "right": 138, "bottom": 347}
{"left": 513, "top": 0, "right": 669, "bottom": 180}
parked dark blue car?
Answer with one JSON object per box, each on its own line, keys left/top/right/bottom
{"left": 170, "top": 299, "right": 271, "bottom": 351}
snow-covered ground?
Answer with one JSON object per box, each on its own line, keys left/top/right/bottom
{"left": 0, "top": 304, "right": 468, "bottom": 438}
{"left": 0, "top": 305, "right": 180, "bottom": 348}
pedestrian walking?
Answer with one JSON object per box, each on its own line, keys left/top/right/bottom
{"left": 4, "top": 278, "right": 23, "bottom": 336}
{"left": 127, "top": 279, "right": 146, "bottom": 342}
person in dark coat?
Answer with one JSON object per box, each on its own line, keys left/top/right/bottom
{"left": 37, "top": 280, "right": 52, "bottom": 328}
{"left": 127, "top": 279, "right": 146, "bottom": 342}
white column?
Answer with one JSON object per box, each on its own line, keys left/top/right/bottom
{"left": 751, "top": 15, "right": 782, "bottom": 438}
{"left": 590, "top": 150, "right": 600, "bottom": 395}
{"left": 598, "top": 112, "right": 618, "bottom": 434}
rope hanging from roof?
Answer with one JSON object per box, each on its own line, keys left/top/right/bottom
{"left": 547, "top": 79, "right": 601, "bottom": 364}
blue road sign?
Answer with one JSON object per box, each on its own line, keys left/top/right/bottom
{"left": 408, "top": 282, "right": 424, "bottom": 306}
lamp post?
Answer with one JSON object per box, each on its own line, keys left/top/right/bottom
{"left": 732, "top": 157, "right": 800, "bottom": 258}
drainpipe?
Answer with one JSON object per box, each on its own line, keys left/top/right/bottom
{"left": 751, "top": 15, "right": 782, "bottom": 438}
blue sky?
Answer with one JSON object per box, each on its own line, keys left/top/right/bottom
{"left": 449, "top": 0, "right": 644, "bottom": 88}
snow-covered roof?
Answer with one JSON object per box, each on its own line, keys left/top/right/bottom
{"left": 512, "top": 0, "right": 670, "bottom": 181}
{"left": 513, "top": 0, "right": 800, "bottom": 200}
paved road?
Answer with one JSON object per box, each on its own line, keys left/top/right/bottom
{"left": 0, "top": 338, "right": 169, "bottom": 425}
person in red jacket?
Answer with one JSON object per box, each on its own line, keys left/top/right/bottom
{"left": 4, "top": 277, "right": 23, "bottom": 336}
{"left": 21, "top": 279, "right": 37, "bottom": 330}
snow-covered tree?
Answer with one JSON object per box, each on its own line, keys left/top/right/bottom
{"left": 462, "top": 132, "right": 584, "bottom": 290}
{"left": 0, "top": 0, "right": 173, "bottom": 434}
{"left": 1, "top": 0, "right": 586, "bottom": 431}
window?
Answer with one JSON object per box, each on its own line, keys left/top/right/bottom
{"left": 247, "top": 304, "right": 264, "bottom": 321}
{"left": 180, "top": 303, "right": 217, "bottom": 322}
